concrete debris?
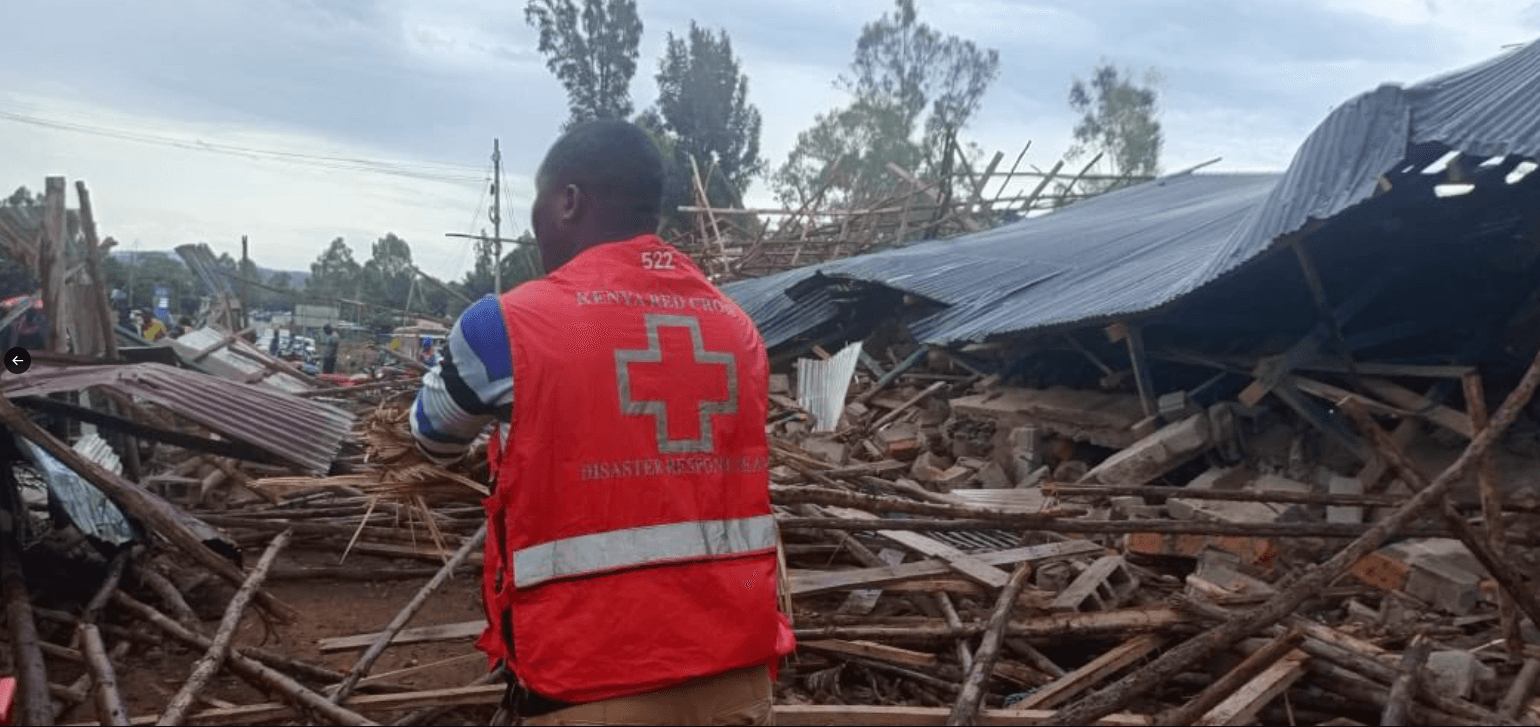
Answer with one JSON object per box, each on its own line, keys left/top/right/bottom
{"left": 764, "top": 337, "right": 1538, "bottom": 725}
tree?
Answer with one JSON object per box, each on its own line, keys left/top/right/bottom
{"left": 772, "top": 100, "right": 923, "bottom": 209}
{"left": 0, "top": 187, "right": 40, "bottom": 295}
{"left": 361, "top": 233, "right": 414, "bottom": 309}
{"left": 526, "top": 0, "right": 645, "bottom": 128}
{"left": 651, "top": 23, "right": 763, "bottom": 202}
{"left": 102, "top": 253, "right": 195, "bottom": 316}
{"left": 839, "top": 0, "right": 999, "bottom": 160}
{"left": 307, "top": 237, "right": 361, "bottom": 300}
{"left": 773, "top": 0, "right": 1000, "bottom": 207}
{"left": 1066, "top": 60, "right": 1164, "bottom": 194}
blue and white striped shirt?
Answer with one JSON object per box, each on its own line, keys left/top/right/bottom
{"left": 410, "top": 295, "right": 514, "bottom": 465}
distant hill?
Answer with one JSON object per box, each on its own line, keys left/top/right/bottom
{"left": 108, "top": 250, "right": 310, "bottom": 288}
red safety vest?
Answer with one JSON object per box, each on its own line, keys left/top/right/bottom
{"left": 478, "top": 234, "right": 794, "bottom": 703}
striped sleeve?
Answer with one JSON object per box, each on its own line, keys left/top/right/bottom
{"left": 410, "top": 295, "right": 515, "bottom": 465}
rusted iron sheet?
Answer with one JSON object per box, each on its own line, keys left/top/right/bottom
{"left": 2, "top": 363, "right": 351, "bottom": 475}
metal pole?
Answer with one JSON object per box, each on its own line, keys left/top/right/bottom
{"left": 491, "top": 138, "right": 502, "bottom": 294}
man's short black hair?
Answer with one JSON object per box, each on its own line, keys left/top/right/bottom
{"left": 536, "top": 119, "right": 665, "bottom": 223}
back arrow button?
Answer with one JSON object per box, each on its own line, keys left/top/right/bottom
{"left": 5, "top": 347, "right": 31, "bottom": 374}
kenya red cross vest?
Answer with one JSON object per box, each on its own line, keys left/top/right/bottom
{"left": 479, "top": 234, "right": 794, "bottom": 703}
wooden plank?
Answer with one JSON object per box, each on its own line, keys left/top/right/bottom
{"left": 1297, "top": 360, "right": 1476, "bottom": 380}
{"left": 1290, "top": 375, "right": 1412, "bottom": 418}
{"left": 774, "top": 704, "right": 1151, "bottom": 726}
{"left": 331, "top": 540, "right": 484, "bottom": 565}
{"left": 1362, "top": 378, "right": 1474, "bottom": 439}
{"left": 825, "top": 507, "right": 1009, "bottom": 588}
{"left": 838, "top": 548, "right": 906, "bottom": 615}
{"left": 68, "top": 684, "right": 507, "bottom": 726}
{"left": 788, "top": 541, "right": 1103, "bottom": 596}
{"left": 318, "top": 620, "right": 483, "bottom": 653}
{"left": 801, "top": 640, "right": 940, "bottom": 670}
{"left": 1014, "top": 633, "right": 1166, "bottom": 710}
{"left": 1195, "top": 650, "right": 1309, "bottom": 726}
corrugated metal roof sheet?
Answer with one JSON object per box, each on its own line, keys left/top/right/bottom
{"left": 175, "top": 243, "right": 234, "bottom": 296}
{"left": 2, "top": 363, "right": 351, "bottom": 475}
{"left": 725, "top": 39, "right": 1540, "bottom": 348}
{"left": 169, "top": 327, "right": 311, "bottom": 394}
{"left": 15, "top": 435, "right": 140, "bottom": 547}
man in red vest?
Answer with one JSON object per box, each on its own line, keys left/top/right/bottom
{"left": 410, "top": 119, "right": 794, "bottom": 725}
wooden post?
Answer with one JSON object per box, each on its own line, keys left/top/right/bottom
{"left": 1114, "top": 323, "right": 1157, "bottom": 417}
{"left": 1157, "top": 628, "right": 1303, "bottom": 726}
{"left": 74, "top": 184, "right": 117, "bottom": 361}
{"left": 1, "top": 464, "right": 53, "bottom": 726}
{"left": 112, "top": 593, "right": 377, "bottom": 726}
{"left": 328, "top": 523, "right": 487, "bottom": 705}
{"left": 41, "top": 177, "right": 68, "bottom": 353}
{"left": 239, "top": 236, "right": 250, "bottom": 331}
{"left": 79, "top": 623, "right": 129, "bottom": 725}
{"left": 158, "top": 529, "right": 291, "bottom": 726}
{"left": 1464, "top": 371, "right": 1520, "bottom": 654}
{"left": 947, "top": 562, "right": 1033, "bottom": 726}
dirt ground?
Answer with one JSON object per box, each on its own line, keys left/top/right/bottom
{"left": 56, "top": 547, "right": 495, "bottom": 725}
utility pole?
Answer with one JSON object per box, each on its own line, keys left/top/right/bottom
{"left": 127, "top": 239, "right": 139, "bottom": 312}
{"left": 489, "top": 139, "right": 502, "bottom": 292}
{"left": 491, "top": 138, "right": 503, "bottom": 294}
{"left": 240, "top": 235, "right": 250, "bottom": 330}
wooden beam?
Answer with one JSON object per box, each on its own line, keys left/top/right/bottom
{"left": 190, "top": 327, "right": 257, "bottom": 363}
{"left": 824, "top": 507, "right": 1010, "bottom": 589}
{"left": 1362, "top": 377, "right": 1475, "bottom": 439}
{"left": 75, "top": 684, "right": 505, "bottom": 726}
{"left": 319, "top": 620, "right": 484, "bottom": 653}
{"left": 1123, "top": 325, "right": 1157, "bottom": 418}
{"left": 789, "top": 541, "right": 1103, "bottom": 596}
{"left": 1195, "top": 649, "right": 1308, "bottom": 726}
{"left": 41, "top": 177, "right": 68, "bottom": 353}
{"left": 774, "top": 704, "right": 1151, "bottom": 726}
{"left": 1013, "top": 633, "right": 1165, "bottom": 710}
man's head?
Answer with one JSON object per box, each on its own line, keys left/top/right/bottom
{"left": 323, "top": 324, "right": 333, "bottom": 335}
{"left": 531, "top": 119, "right": 665, "bottom": 274}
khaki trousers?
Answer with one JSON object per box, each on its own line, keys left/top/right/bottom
{"left": 518, "top": 665, "right": 774, "bottom": 726}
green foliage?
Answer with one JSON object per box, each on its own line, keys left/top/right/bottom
{"left": 101, "top": 252, "right": 195, "bottom": 315}
{"left": 651, "top": 23, "right": 763, "bottom": 201}
{"left": 361, "top": 233, "right": 414, "bottom": 309}
{"left": 772, "top": 99, "right": 924, "bottom": 209}
{"left": 307, "top": 237, "right": 362, "bottom": 300}
{"left": 526, "top": 0, "right": 645, "bottom": 129}
{"left": 0, "top": 187, "right": 40, "bottom": 295}
{"left": 773, "top": 0, "right": 1000, "bottom": 208}
{"left": 1067, "top": 60, "right": 1164, "bottom": 194}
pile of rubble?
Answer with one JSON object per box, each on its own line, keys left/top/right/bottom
{"left": 763, "top": 342, "right": 1540, "bottom": 726}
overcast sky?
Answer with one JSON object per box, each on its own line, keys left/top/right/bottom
{"left": 0, "top": 0, "right": 1536, "bottom": 282}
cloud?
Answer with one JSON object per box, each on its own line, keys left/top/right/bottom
{"left": 0, "top": 0, "right": 1534, "bottom": 285}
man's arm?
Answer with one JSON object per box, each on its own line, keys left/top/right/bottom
{"left": 409, "top": 296, "right": 515, "bottom": 465}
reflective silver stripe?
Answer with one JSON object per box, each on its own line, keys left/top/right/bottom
{"left": 512, "top": 515, "right": 777, "bottom": 589}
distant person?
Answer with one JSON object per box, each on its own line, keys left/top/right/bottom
{"left": 322, "top": 324, "right": 340, "bottom": 374}
{"left": 269, "top": 330, "right": 281, "bottom": 356}
{"left": 16, "top": 307, "right": 44, "bottom": 350}
{"left": 139, "top": 310, "right": 168, "bottom": 342}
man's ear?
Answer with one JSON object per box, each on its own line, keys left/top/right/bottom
{"left": 559, "top": 184, "right": 583, "bottom": 224}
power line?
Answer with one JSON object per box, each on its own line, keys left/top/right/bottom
{"left": 0, "top": 107, "right": 488, "bottom": 184}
